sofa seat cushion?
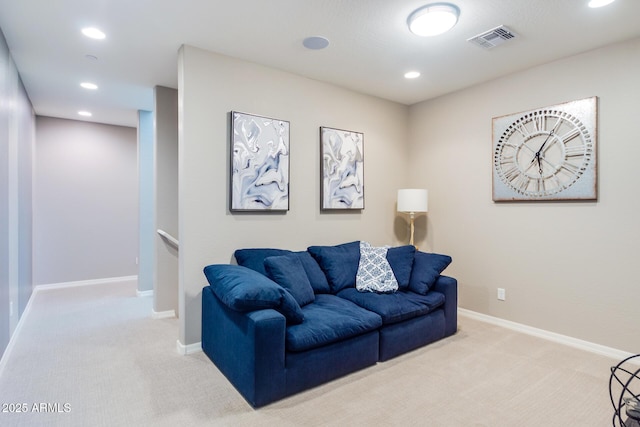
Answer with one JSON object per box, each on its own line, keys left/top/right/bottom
{"left": 337, "top": 288, "right": 445, "bottom": 325}
{"left": 286, "top": 294, "right": 382, "bottom": 352}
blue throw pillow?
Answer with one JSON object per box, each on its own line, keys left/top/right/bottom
{"left": 203, "top": 264, "right": 304, "bottom": 324}
{"left": 264, "top": 254, "right": 315, "bottom": 306}
{"left": 234, "top": 248, "right": 292, "bottom": 276}
{"left": 409, "top": 252, "right": 452, "bottom": 295}
{"left": 307, "top": 241, "right": 360, "bottom": 293}
{"left": 386, "top": 245, "right": 416, "bottom": 290}
{"left": 293, "top": 251, "right": 331, "bottom": 294}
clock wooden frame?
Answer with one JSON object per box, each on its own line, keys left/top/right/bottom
{"left": 492, "top": 97, "right": 597, "bottom": 201}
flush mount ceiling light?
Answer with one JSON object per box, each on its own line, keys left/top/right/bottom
{"left": 80, "top": 82, "right": 98, "bottom": 90}
{"left": 408, "top": 3, "right": 460, "bottom": 37}
{"left": 588, "top": 0, "right": 615, "bottom": 7}
{"left": 303, "top": 36, "right": 330, "bottom": 50}
{"left": 404, "top": 71, "right": 421, "bottom": 79}
{"left": 81, "top": 27, "right": 106, "bottom": 40}
{"left": 78, "top": 111, "right": 92, "bottom": 117}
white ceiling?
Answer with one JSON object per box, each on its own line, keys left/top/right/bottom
{"left": 1, "top": 0, "right": 639, "bottom": 128}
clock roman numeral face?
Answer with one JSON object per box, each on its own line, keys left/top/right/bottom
{"left": 493, "top": 105, "right": 595, "bottom": 199}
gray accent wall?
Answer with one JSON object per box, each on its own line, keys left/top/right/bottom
{"left": 0, "top": 28, "right": 34, "bottom": 358}
{"left": 33, "top": 117, "right": 138, "bottom": 285}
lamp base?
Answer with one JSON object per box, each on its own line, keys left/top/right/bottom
{"left": 409, "top": 214, "right": 415, "bottom": 246}
{"left": 409, "top": 214, "right": 420, "bottom": 251}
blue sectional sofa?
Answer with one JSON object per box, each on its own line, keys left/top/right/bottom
{"left": 201, "top": 241, "right": 457, "bottom": 407}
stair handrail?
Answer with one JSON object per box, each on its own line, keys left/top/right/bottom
{"left": 157, "top": 229, "right": 179, "bottom": 249}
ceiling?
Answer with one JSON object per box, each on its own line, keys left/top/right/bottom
{"left": 1, "top": 0, "right": 639, "bottom": 128}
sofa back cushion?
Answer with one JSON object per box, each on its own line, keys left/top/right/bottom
{"left": 409, "top": 252, "right": 452, "bottom": 294}
{"left": 234, "top": 248, "right": 292, "bottom": 276}
{"left": 307, "top": 241, "right": 360, "bottom": 293}
{"left": 264, "top": 254, "right": 315, "bottom": 306}
{"left": 386, "top": 245, "right": 416, "bottom": 289}
{"left": 203, "top": 264, "right": 304, "bottom": 324}
{"left": 293, "top": 251, "right": 331, "bottom": 294}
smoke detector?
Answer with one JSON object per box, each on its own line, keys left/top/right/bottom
{"left": 468, "top": 25, "right": 518, "bottom": 49}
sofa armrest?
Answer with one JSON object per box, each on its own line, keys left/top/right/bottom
{"left": 433, "top": 275, "right": 458, "bottom": 336}
{"left": 202, "top": 286, "right": 286, "bottom": 407}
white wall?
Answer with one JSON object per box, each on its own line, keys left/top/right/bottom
{"left": 408, "top": 37, "right": 640, "bottom": 353}
{"left": 34, "top": 117, "right": 138, "bottom": 285}
{"left": 178, "top": 46, "right": 410, "bottom": 345}
{"left": 154, "top": 86, "right": 179, "bottom": 315}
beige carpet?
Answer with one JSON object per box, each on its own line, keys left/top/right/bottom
{"left": 0, "top": 280, "right": 620, "bottom": 426}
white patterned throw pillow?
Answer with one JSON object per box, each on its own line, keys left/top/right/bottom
{"left": 356, "top": 241, "right": 398, "bottom": 293}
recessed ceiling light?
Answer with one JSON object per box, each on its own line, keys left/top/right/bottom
{"left": 303, "top": 36, "right": 330, "bottom": 50}
{"left": 78, "top": 111, "right": 92, "bottom": 117}
{"left": 81, "top": 27, "right": 106, "bottom": 40}
{"left": 80, "top": 82, "right": 98, "bottom": 90}
{"left": 408, "top": 3, "right": 460, "bottom": 37}
{"left": 404, "top": 71, "right": 421, "bottom": 79}
{"left": 588, "top": 0, "right": 615, "bottom": 7}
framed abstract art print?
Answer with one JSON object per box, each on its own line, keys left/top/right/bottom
{"left": 320, "top": 126, "right": 364, "bottom": 210}
{"left": 231, "top": 111, "right": 290, "bottom": 211}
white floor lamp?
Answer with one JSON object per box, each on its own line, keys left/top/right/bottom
{"left": 397, "top": 189, "right": 428, "bottom": 248}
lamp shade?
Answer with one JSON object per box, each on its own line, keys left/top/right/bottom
{"left": 397, "top": 189, "right": 428, "bottom": 213}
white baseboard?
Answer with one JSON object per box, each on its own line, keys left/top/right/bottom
{"left": 35, "top": 275, "right": 138, "bottom": 292}
{"left": 176, "top": 339, "right": 202, "bottom": 355}
{"left": 136, "top": 289, "right": 153, "bottom": 297}
{"left": 0, "top": 286, "right": 38, "bottom": 377}
{"left": 458, "top": 308, "right": 636, "bottom": 362}
{"left": 152, "top": 309, "right": 175, "bottom": 319}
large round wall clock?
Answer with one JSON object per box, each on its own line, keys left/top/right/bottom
{"left": 492, "top": 97, "right": 597, "bottom": 201}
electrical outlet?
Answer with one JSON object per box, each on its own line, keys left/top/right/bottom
{"left": 135, "top": 257, "right": 139, "bottom": 265}
{"left": 497, "top": 288, "right": 506, "bottom": 301}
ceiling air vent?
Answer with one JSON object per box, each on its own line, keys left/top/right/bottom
{"left": 467, "top": 25, "right": 518, "bottom": 50}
